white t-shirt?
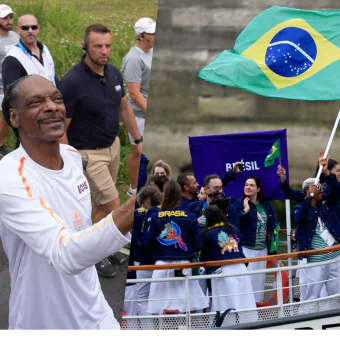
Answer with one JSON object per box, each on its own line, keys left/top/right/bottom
{"left": 0, "top": 144, "right": 131, "bottom": 329}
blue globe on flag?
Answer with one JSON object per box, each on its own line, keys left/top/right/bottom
{"left": 265, "top": 27, "right": 317, "bottom": 77}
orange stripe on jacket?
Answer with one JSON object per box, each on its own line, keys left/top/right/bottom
{"left": 39, "top": 197, "right": 65, "bottom": 226}
{"left": 18, "top": 157, "right": 66, "bottom": 237}
{"left": 18, "top": 157, "right": 32, "bottom": 198}
{"left": 60, "top": 214, "right": 113, "bottom": 244}
{"left": 66, "top": 148, "right": 80, "bottom": 154}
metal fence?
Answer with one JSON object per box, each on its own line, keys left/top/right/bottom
{"left": 122, "top": 255, "right": 340, "bottom": 330}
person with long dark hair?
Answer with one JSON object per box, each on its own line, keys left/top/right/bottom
{"left": 131, "top": 184, "right": 163, "bottom": 324}
{"left": 200, "top": 205, "right": 256, "bottom": 316}
{"left": 142, "top": 180, "right": 208, "bottom": 314}
{"left": 231, "top": 176, "right": 278, "bottom": 303}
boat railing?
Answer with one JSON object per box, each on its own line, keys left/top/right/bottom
{"left": 122, "top": 244, "right": 340, "bottom": 330}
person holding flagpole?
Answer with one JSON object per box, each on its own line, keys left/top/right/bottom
{"left": 230, "top": 176, "right": 278, "bottom": 303}
{"left": 293, "top": 154, "right": 340, "bottom": 303}
{"left": 277, "top": 153, "right": 340, "bottom": 208}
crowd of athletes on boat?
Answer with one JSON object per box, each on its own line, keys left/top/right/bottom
{"left": 124, "top": 152, "right": 340, "bottom": 318}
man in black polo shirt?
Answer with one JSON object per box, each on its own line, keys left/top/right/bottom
{"left": 58, "top": 24, "right": 142, "bottom": 278}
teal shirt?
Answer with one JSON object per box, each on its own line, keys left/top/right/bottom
{"left": 308, "top": 218, "right": 340, "bottom": 263}
{"left": 244, "top": 203, "right": 267, "bottom": 250}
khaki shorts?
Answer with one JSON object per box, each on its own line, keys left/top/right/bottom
{"left": 79, "top": 137, "right": 120, "bottom": 205}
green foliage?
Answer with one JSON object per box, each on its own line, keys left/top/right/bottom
{"left": 3, "top": 123, "right": 16, "bottom": 151}
{"left": 5, "top": 0, "right": 158, "bottom": 202}
{"left": 117, "top": 145, "right": 130, "bottom": 185}
{"left": 116, "top": 124, "right": 130, "bottom": 200}
{"left": 10, "top": 0, "right": 158, "bottom": 76}
{"left": 118, "top": 123, "right": 129, "bottom": 147}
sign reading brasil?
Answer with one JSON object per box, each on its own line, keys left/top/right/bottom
{"left": 198, "top": 6, "right": 340, "bottom": 100}
{"left": 188, "top": 129, "right": 288, "bottom": 201}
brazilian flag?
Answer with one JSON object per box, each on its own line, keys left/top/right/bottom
{"left": 264, "top": 139, "right": 280, "bottom": 167}
{"left": 198, "top": 6, "right": 340, "bottom": 100}
{"left": 270, "top": 223, "right": 280, "bottom": 253}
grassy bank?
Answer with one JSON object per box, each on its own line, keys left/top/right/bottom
{"left": 4, "top": 0, "right": 159, "bottom": 200}
{"left": 9, "top": 0, "right": 158, "bottom": 76}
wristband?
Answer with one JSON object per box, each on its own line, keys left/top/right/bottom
{"left": 134, "top": 136, "right": 143, "bottom": 145}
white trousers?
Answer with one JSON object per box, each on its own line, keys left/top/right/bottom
{"left": 136, "top": 270, "right": 153, "bottom": 316}
{"left": 243, "top": 247, "right": 268, "bottom": 302}
{"left": 124, "top": 284, "right": 137, "bottom": 316}
{"left": 136, "top": 270, "right": 153, "bottom": 329}
{"left": 147, "top": 260, "right": 209, "bottom": 314}
{"left": 211, "top": 263, "right": 256, "bottom": 312}
{"left": 297, "top": 259, "right": 307, "bottom": 302}
{"left": 304, "top": 261, "right": 340, "bottom": 301}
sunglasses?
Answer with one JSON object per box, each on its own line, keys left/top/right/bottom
{"left": 20, "top": 25, "right": 39, "bottom": 31}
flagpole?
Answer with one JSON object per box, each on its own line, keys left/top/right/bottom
{"left": 313, "top": 109, "right": 340, "bottom": 185}
{"left": 285, "top": 199, "right": 294, "bottom": 305}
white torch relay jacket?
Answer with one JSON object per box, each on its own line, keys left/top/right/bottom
{"left": 0, "top": 144, "right": 131, "bottom": 329}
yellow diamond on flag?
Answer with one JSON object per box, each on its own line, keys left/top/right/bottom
{"left": 267, "top": 145, "right": 277, "bottom": 158}
{"left": 241, "top": 18, "right": 340, "bottom": 89}
{"left": 198, "top": 7, "right": 340, "bottom": 100}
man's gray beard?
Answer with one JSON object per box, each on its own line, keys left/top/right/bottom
{"left": 21, "top": 35, "right": 38, "bottom": 47}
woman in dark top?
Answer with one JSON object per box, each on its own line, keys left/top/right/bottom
{"left": 230, "top": 176, "right": 278, "bottom": 303}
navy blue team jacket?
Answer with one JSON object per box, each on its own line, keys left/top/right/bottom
{"left": 142, "top": 207, "right": 202, "bottom": 261}
{"left": 200, "top": 223, "right": 246, "bottom": 272}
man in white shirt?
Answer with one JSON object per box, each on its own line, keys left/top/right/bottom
{"left": 2, "top": 14, "right": 57, "bottom": 87}
{"left": 0, "top": 74, "right": 134, "bottom": 329}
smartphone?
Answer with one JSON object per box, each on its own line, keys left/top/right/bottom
{"left": 237, "top": 163, "right": 244, "bottom": 172}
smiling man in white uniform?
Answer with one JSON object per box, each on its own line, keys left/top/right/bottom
{"left": 0, "top": 75, "right": 134, "bottom": 329}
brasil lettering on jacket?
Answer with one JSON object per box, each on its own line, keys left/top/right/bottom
{"left": 158, "top": 211, "right": 188, "bottom": 218}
